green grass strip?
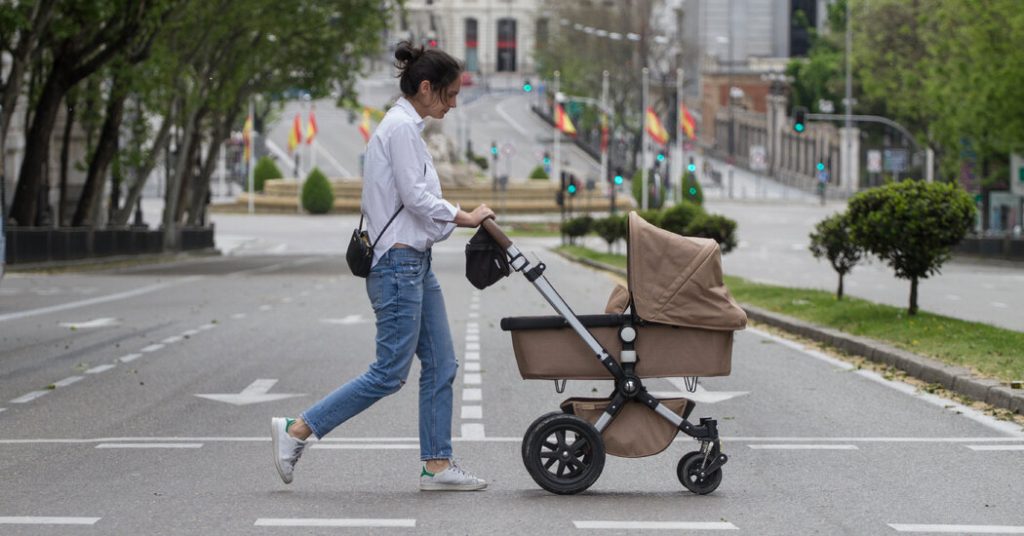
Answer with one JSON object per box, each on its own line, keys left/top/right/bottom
{"left": 557, "top": 245, "right": 1024, "bottom": 382}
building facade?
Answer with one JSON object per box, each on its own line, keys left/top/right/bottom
{"left": 395, "top": 0, "right": 543, "bottom": 75}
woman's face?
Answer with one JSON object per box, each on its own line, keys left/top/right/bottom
{"left": 415, "top": 77, "right": 462, "bottom": 120}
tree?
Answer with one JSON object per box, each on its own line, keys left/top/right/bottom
{"left": 592, "top": 214, "right": 626, "bottom": 253}
{"left": 529, "top": 165, "right": 549, "bottom": 180}
{"left": 658, "top": 200, "right": 703, "bottom": 236}
{"left": 809, "top": 212, "right": 862, "bottom": 299}
{"left": 680, "top": 170, "right": 702, "bottom": 206}
{"left": 253, "top": 157, "right": 283, "bottom": 192}
{"left": 560, "top": 215, "right": 593, "bottom": 246}
{"left": 301, "top": 167, "right": 334, "bottom": 214}
{"left": 847, "top": 180, "right": 975, "bottom": 315}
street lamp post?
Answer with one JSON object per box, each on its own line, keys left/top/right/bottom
{"left": 641, "top": 67, "right": 649, "bottom": 210}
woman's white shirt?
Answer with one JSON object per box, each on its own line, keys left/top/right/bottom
{"left": 362, "top": 97, "right": 458, "bottom": 265}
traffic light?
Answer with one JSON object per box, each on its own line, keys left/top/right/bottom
{"left": 490, "top": 142, "right": 498, "bottom": 159}
{"left": 816, "top": 161, "right": 826, "bottom": 172}
{"left": 656, "top": 152, "right": 666, "bottom": 163}
{"left": 613, "top": 167, "right": 624, "bottom": 185}
{"left": 687, "top": 157, "right": 696, "bottom": 173}
{"left": 567, "top": 174, "right": 578, "bottom": 196}
{"left": 522, "top": 79, "right": 533, "bottom": 93}
{"left": 793, "top": 106, "right": 807, "bottom": 133}
{"left": 543, "top": 152, "right": 551, "bottom": 165}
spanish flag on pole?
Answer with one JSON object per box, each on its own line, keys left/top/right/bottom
{"left": 288, "top": 113, "right": 302, "bottom": 153}
{"left": 358, "top": 108, "right": 371, "bottom": 143}
{"left": 306, "top": 111, "right": 318, "bottom": 144}
{"left": 645, "top": 106, "right": 669, "bottom": 146}
{"left": 242, "top": 115, "right": 253, "bottom": 162}
{"left": 555, "top": 103, "right": 576, "bottom": 136}
{"left": 679, "top": 103, "right": 697, "bottom": 141}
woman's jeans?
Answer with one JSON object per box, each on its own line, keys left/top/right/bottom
{"left": 301, "top": 247, "right": 458, "bottom": 461}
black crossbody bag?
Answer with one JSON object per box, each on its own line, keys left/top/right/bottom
{"left": 346, "top": 205, "right": 404, "bottom": 278}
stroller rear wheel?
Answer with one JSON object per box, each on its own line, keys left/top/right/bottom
{"left": 677, "top": 451, "right": 722, "bottom": 495}
{"left": 522, "top": 413, "right": 605, "bottom": 495}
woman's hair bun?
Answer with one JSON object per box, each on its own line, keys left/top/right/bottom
{"left": 394, "top": 41, "right": 424, "bottom": 67}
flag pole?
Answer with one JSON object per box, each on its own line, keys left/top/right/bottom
{"left": 641, "top": 67, "right": 649, "bottom": 210}
{"left": 600, "top": 70, "right": 609, "bottom": 205}
{"left": 247, "top": 98, "right": 255, "bottom": 215}
{"left": 552, "top": 70, "right": 561, "bottom": 192}
{"left": 675, "top": 68, "right": 684, "bottom": 204}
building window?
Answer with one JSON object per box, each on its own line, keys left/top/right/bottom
{"left": 497, "top": 18, "right": 517, "bottom": 72}
{"left": 465, "top": 18, "right": 479, "bottom": 72}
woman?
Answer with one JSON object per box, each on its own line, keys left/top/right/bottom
{"left": 272, "top": 42, "right": 493, "bottom": 491}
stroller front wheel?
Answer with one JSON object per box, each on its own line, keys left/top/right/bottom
{"left": 677, "top": 451, "right": 723, "bottom": 495}
{"left": 522, "top": 413, "right": 605, "bottom": 495}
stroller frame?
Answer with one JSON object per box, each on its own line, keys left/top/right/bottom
{"left": 483, "top": 220, "right": 729, "bottom": 495}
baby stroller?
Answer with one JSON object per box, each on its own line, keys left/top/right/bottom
{"left": 482, "top": 212, "right": 746, "bottom": 495}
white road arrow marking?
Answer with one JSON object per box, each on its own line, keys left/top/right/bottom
{"left": 59, "top": 318, "right": 119, "bottom": 329}
{"left": 195, "top": 379, "right": 304, "bottom": 406}
{"left": 648, "top": 379, "right": 749, "bottom": 404}
{"left": 320, "top": 315, "right": 367, "bottom": 325}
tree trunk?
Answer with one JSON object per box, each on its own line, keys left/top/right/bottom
{"left": 72, "top": 82, "right": 127, "bottom": 226}
{"left": 10, "top": 58, "right": 71, "bottom": 226}
{"left": 908, "top": 276, "right": 919, "bottom": 315}
{"left": 111, "top": 102, "right": 174, "bottom": 226}
{"left": 175, "top": 128, "right": 201, "bottom": 225}
{"left": 0, "top": 0, "right": 57, "bottom": 143}
{"left": 162, "top": 103, "right": 204, "bottom": 249}
{"left": 58, "top": 92, "right": 77, "bottom": 227}
{"left": 188, "top": 107, "right": 239, "bottom": 226}
{"left": 837, "top": 273, "right": 845, "bottom": 300}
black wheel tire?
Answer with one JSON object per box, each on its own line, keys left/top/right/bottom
{"left": 521, "top": 411, "right": 568, "bottom": 463}
{"left": 522, "top": 413, "right": 605, "bottom": 495}
{"left": 677, "top": 451, "right": 722, "bottom": 495}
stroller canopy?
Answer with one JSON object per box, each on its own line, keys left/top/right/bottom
{"left": 627, "top": 212, "right": 747, "bottom": 331}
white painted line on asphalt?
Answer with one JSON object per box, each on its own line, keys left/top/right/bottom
{"left": 255, "top": 518, "right": 415, "bottom": 528}
{"left": 161, "top": 335, "right": 184, "bottom": 344}
{"left": 461, "top": 423, "right": 486, "bottom": 439}
{"left": 967, "top": 445, "right": 1024, "bottom": 451}
{"left": 259, "top": 305, "right": 272, "bottom": 311}
{"left": 991, "top": 302, "right": 1009, "bottom": 308}
{"left": 749, "top": 444, "right": 858, "bottom": 450}
{"left": 86, "top": 364, "right": 116, "bottom": 374}
{"left": 96, "top": 443, "right": 203, "bottom": 449}
{"left": 119, "top": 353, "right": 142, "bottom": 363}
{"left": 464, "top": 373, "right": 482, "bottom": 385}
{"left": 466, "top": 322, "right": 479, "bottom": 331}
{"left": 461, "top": 406, "right": 483, "bottom": 419}
{"left": 465, "top": 351, "right": 480, "bottom": 361}
{"left": 198, "top": 324, "right": 217, "bottom": 331}
{"left": 573, "top": 521, "right": 738, "bottom": 530}
{"left": 465, "top": 334, "right": 480, "bottom": 342}
{"left": 231, "top": 313, "right": 246, "bottom": 320}
{"left": 463, "top": 389, "right": 482, "bottom": 401}
{"left": 10, "top": 391, "right": 49, "bottom": 404}
{"left": 281, "top": 297, "right": 293, "bottom": 303}
{"left": 141, "top": 344, "right": 164, "bottom": 353}
{"left": 0, "top": 517, "right": 101, "bottom": 525}
{"left": 468, "top": 312, "right": 479, "bottom": 319}
{"left": 746, "top": 327, "right": 855, "bottom": 370}
{"left": 59, "top": 317, "right": 120, "bottom": 329}
{"left": 465, "top": 362, "right": 481, "bottom": 372}
{"left": 53, "top": 376, "right": 84, "bottom": 388}
{"left": 0, "top": 408, "right": 6, "bottom": 413}
{"left": 889, "top": 524, "right": 1024, "bottom": 533}
{"left": 465, "top": 342, "right": 480, "bottom": 351}
{"left": 182, "top": 329, "right": 200, "bottom": 336}
{"left": 0, "top": 278, "right": 200, "bottom": 323}
{"left": 312, "top": 444, "right": 418, "bottom": 450}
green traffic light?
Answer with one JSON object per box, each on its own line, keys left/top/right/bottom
{"left": 567, "top": 185, "right": 577, "bottom": 194}
{"left": 523, "top": 83, "right": 532, "bottom": 92}
{"left": 656, "top": 153, "right": 665, "bottom": 162}
{"left": 816, "top": 162, "right": 825, "bottom": 171}
{"left": 614, "top": 176, "right": 623, "bottom": 185}
{"left": 795, "top": 123, "right": 805, "bottom": 133}
{"left": 687, "top": 164, "right": 696, "bottom": 172}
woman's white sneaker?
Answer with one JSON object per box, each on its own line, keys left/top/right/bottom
{"left": 271, "top": 417, "right": 307, "bottom": 484}
{"left": 419, "top": 461, "right": 487, "bottom": 491}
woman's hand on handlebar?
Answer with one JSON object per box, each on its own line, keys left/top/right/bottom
{"left": 455, "top": 204, "right": 496, "bottom": 227}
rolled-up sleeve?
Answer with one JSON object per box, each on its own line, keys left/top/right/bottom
{"left": 389, "top": 123, "right": 458, "bottom": 224}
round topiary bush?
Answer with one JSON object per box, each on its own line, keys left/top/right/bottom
{"left": 684, "top": 213, "right": 738, "bottom": 253}
{"left": 301, "top": 167, "right": 335, "bottom": 214}
{"left": 561, "top": 215, "right": 593, "bottom": 245}
{"left": 681, "top": 171, "right": 704, "bottom": 206}
{"left": 529, "top": 166, "right": 549, "bottom": 180}
{"left": 658, "top": 201, "right": 704, "bottom": 235}
{"left": 253, "top": 156, "right": 283, "bottom": 192}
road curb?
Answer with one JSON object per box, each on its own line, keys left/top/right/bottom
{"left": 551, "top": 248, "right": 1024, "bottom": 416}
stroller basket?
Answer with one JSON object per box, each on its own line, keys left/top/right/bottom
{"left": 501, "top": 314, "right": 733, "bottom": 380}
{"left": 562, "top": 397, "right": 694, "bottom": 458}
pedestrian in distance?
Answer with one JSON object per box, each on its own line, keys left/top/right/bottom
{"left": 272, "top": 41, "right": 494, "bottom": 491}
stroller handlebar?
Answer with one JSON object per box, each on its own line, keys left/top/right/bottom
{"left": 481, "top": 218, "right": 513, "bottom": 250}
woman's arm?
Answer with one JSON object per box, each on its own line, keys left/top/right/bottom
{"left": 453, "top": 204, "right": 496, "bottom": 228}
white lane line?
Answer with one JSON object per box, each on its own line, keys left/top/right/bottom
{"left": 182, "top": 329, "right": 200, "bottom": 336}
{"left": 461, "top": 406, "right": 483, "bottom": 419}
{"left": 889, "top": 524, "right": 1024, "bottom": 533}
{"left": 465, "top": 352, "right": 480, "bottom": 361}
{"left": 86, "top": 364, "right": 116, "bottom": 374}
{"left": 0, "top": 277, "right": 200, "bottom": 323}
{"left": 461, "top": 423, "right": 486, "bottom": 439}
{"left": 119, "top": 353, "right": 142, "bottom": 363}
{"left": 311, "top": 444, "right": 418, "bottom": 450}
{"left": 141, "top": 344, "right": 164, "bottom": 353}
{"left": 96, "top": 443, "right": 203, "bottom": 449}
{"left": 255, "top": 518, "right": 415, "bottom": 528}
{"left": 991, "top": 302, "right": 1009, "bottom": 308}
{"left": 0, "top": 408, "right": 6, "bottom": 413}
{"left": 462, "top": 389, "right": 482, "bottom": 401}
{"left": 10, "top": 391, "right": 49, "bottom": 404}
{"left": 281, "top": 297, "right": 293, "bottom": 303}
{"left": 231, "top": 313, "right": 246, "bottom": 320}
{"left": 465, "top": 342, "right": 480, "bottom": 351}
{"left": 198, "top": 324, "right": 217, "bottom": 331}
{"left": 0, "top": 517, "right": 101, "bottom": 525}
{"left": 161, "top": 335, "right": 184, "bottom": 344}
{"left": 749, "top": 444, "right": 858, "bottom": 450}
{"left": 465, "top": 334, "right": 479, "bottom": 342}
{"left": 468, "top": 312, "right": 479, "bottom": 318}
{"left": 465, "top": 362, "right": 481, "bottom": 372}
{"left": 53, "top": 376, "right": 84, "bottom": 388}
{"left": 967, "top": 445, "right": 1024, "bottom": 451}
{"left": 463, "top": 373, "right": 482, "bottom": 385}
{"left": 573, "top": 521, "right": 738, "bottom": 530}
{"left": 259, "top": 305, "right": 272, "bottom": 311}
{"left": 59, "top": 317, "right": 119, "bottom": 329}
{"left": 466, "top": 322, "right": 479, "bottom": 330}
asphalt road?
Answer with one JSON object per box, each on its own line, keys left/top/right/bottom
{"left": 1, "top": 216, "right": 1022, "bottom": 535}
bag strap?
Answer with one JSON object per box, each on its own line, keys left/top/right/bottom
{"left": 369, "top": 205, "right": 404, "bottom": 249}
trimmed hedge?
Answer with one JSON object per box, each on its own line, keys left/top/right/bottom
{"left": 253, "top": 156, "right": 283, "bottom": 192}
{"left": 301, "top": 167, "right": 335, "bottom": 214}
